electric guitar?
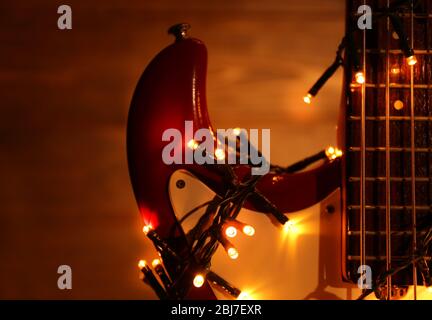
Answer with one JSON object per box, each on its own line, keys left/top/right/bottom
{"left": 127, "top": 0, "right": 432, "bottom": 300}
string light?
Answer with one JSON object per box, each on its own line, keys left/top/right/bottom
{"left": 215, "top": 148, "right": 225, "bottom": 160}
{"left": 224, "top": 226, "right": 237, "bottom": 238}
{"left": 138, "top": 260, "right": 147, "bottom": 269}
{"left": 242, "top": 225, "right": 255, "bottom": 237}
{"left": 187, "top": 139, "right": 199, "bottom": 150}
{"left": 391, "top": 66, "right": 400, "bottom": 74}
{"left": 227, "top": 247, "right": 239, "bottom": 260}
{"left": 233, "top": 128, "right": 241, "bottom": 136}
{"left": 283, "top": 221, "right": 298, "bottom": 234}
{"left": 224, "top": 220, "right": 255, "bottom": 237}
{"left": 303, "top": 93, "right": 312, "bottom": 104}
{"left": 355, "top": 71, "right": 365, "bottom": 84}
{"left": 325, "top": 146, "right": 343, "bottom": 160}
{"left": 138, "top": 258, "right": 168, "bottom": 300}
{"left": 151, "top": 259, "right": 161, "bottom": 268}
{"left": 143, "top": 225, "right": 152, "bottom": 235}
{"left": 407, "top": 55, "right": 417, "bottom": 66}
{"left": 237, "top": 292, "right": 251, "bottom": 300}
{"left": 193, "top": 274, "right": 205, "bottom": 288}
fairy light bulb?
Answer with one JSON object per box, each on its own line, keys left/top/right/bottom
{"left": 233, "top": 128, "right": 241, "bottom": 136}
{"left": 237, "top": 292, "right": 251, "bottom": 300}
{"left": 215, "top": 148, "right": 225, "bottom": 161}
{"left": 242, "top": 225, "right": 255, "bottom": 237}
{"left": 151, "top": 259, "right": 161, "bottom": 268}
{"left": 407, "top": 55, "right": 417, "bottom": 66}
{"left": 193, "top": 274, "right": 205, "bottom": 288}
{"left": 227, "top": 247, "right": 239, "bottom": 260}
{"left": 138, "top": 260, "right": 147, "bottom": 269}
{"left": 355, "top": 71, "right": 365, "bottom": 84}
{"left": 391, "top": 66, "right": 400, "bottom": 75}
{"left": 303, "top": 93, "right": 312, "bottom": 104}
{"left": 325, "top": 146, "right": 343, "bottom": 160}
{"left": 142, "top": 225, "right": 152, "bottom": 234}
{"left": 283, "top": 220, "right": 299, "bottom": 234}
{"left": 187, "top": 139, "right": 199, "bottom": 150}
{"left": 225, "top": 226, "right": 237, "bottom": 238}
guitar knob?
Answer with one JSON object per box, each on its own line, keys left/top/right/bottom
{"left": 168, "top": 23, "right": 191, "bottom": 41}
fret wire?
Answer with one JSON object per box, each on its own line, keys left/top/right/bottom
{"left": 348, "top": 231, "right": 428, "bottom": 236}
{"left": 348, "top": 177, "right": 431, "bottom": 182}
{"left": 348, "top": 205, "right": 431, "bottom": 211}
{"left": 351, "top": 13, "right": 432, "bottom": 19}
{"left": 385, "top": 1, "right": 392, "bottom": 298}
{"left": 351, "top": 83, "right": 432, "bottom": 88}
{"left": 349, "top": 116, "right": 432, "bottom": 121}
{"left": 348, "top": 256, "right": 432, "bottom": 261}
{"left": 349, "top": 147, "right": 431, "bottom": 152}
{"left": 363, "top": 49, "right": 432, "bottom": 54}
{"left": 410, "top": 1, "right": 418, "bottom": 299}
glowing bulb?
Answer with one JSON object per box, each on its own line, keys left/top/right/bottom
{"left": 138, "top": 260, "right": 147, "bottom": 269}
{"left": 142, "top": 225, "right": 152, "bottom": 234}
{"left": 227, "top": 247, "right": 239, "bottom": 260}
{"left": 225, "top": 226, "right": 237, "bottom": 238}
{"left": 233, "top": 128, "right": 241, "bottom": 136}
{"left": 427, "top": 287, "right": 432, "bottom": 293}
{"left": 193, "top": 274, "right": 205, "bottom": 288}
{"left": 242, "top": 225, "right": 255, "bottom": 236}
{"left": 151, "top": 259, "right": 161, "bottom": 268}
{"left": 237, "top": 292, "right": 251, "bottom": 300}
{"left": 391, "top": 67, "right": 400, "bottom": 75}
{"left": 355, "top": 71, "right": 365, "bottom": 84}
{"left": 325, "top": 146, "right": 343, "bottom": 160}
{"left": 215, "top": 148, "right": 225, "bottom": 160}
{"left": 407, "top": 55, "right": 417, "bottom": 66}
{"left": 303, "top": 93, "right": 312, "bottom": 104}
{"left": 283, "top": 221, "right": 299, "bottom": 234}
{"left": 187, "top": 139, "right": 199, "bottom": 150}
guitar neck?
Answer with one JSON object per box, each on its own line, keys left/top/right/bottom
{"left": 343, "top": 0, "right": 432, "bottom": 291}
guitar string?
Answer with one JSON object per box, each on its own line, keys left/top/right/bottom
{"left": 410, "top": 0, "right": 418, "bottom": 300}
{"left": 360, "top": 0, "right": 367, "bottom": 291}
{"left": 385, "top": 0, "right": 392, "bottom": 300}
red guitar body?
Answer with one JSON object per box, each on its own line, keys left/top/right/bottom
{"left": 127, "top": 29, "right": 341, "bottom": 299}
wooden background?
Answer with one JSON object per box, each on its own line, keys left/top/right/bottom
{"left": 0, "top": 0, "right": 344, "bottom": 299}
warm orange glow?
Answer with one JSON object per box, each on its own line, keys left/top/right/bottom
{"left": 242, "top": 225, "right": 255, "bottom": 236}
{"left": 215, "top": 148, "right": 225, "bottom": 160}
{"left": 151, "top": 259, "right": 161, "bottom": 268}
{"left": 138, "top": 260, "right": 147, "bottom": 269}
{"left": 233, "top": 128, "right": 242, "bottom": 136}
{"left": 227, "top": 247, "right": 239, "bottom": 260}
{"left": 325, "top": 146, "right": 343, "bottom": 160}
{"left": 303, "top": 93, "right": 312, "bottom": 104}
{"left": 407, "top": 55, "right": 417, "bottom": 66}
{"left": 393, "top": 100, "right": 404, "bottom": 110}
{"left": 283, "top": 221, "right": 299, "bottom": 234}
{"left": 355, "top": 71, "right": 365, "bottom": 84}
{"left": 237, "top": 291, "right": 252, "bottom": 300}
{"left": 391, "top": 66, "right": 400, "bottom": 75}
{"left": 142, "top": 225, "right": 153, "bottom": 234}
{"left": 187, "top": 139, "right": 199, "bottom": 150}
{"left": 193, "top": 274, "right": 205, "bottom": 288}
{"left": 225, "top": 226, "right": 237, "bottom": 238}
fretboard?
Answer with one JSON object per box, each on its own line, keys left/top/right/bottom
{"left": 344, "top": 0, "right": 432, "bottom": 289}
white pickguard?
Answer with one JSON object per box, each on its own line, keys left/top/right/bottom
{"left": 169, "top": 169, "right": 432, "bottom": 300}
